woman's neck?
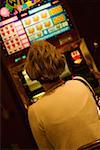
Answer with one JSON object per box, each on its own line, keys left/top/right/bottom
{"left": 41, "top": 79, "right": 65, "bottom": 92}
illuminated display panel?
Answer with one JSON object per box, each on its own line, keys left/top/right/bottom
{"left": 21, "top": 2, "right": 73, "bottom": 43}
{"left": 0, "top": 16, "right": 30, "bottom": 55}
{"left": 22, "top": 70, "right": 42, "bottom": 92}
{"left": 0, "top": 1, "right": 73, "bottom": 55}
{"left": 20, "top": 70, "right": 45, "bottom": 101}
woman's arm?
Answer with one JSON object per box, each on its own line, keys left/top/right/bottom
{"left": 28, "top": 106, "right": 53, "bottom": 149}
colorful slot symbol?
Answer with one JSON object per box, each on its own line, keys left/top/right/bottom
{"left": 33, "top": 15, "right": 39, "bottom": 22}
{"left": 44, "top": 21, "right": 51, "bottom": 27}
{"left": 71, "top": 50, "right": 82, "bottom": 64}
{"left": 41, "top": 12, "right": 47, "bottom": 19}
{"left": 36, "top": 24, "right": 43, "bottom": 30}
{"left": 25, "top": 19, "right": 31, "bottom": 25}
{"left": 28, "top": 28, "right": 35, "bottom": 34}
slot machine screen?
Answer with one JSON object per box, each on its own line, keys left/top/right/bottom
{"left": 22, "top": 70, "right": 42, "bottom": 92}
{"left": 65, "top": 48, "right": 85, "bottom": 71}
{"left": 21, "top": 0, "right": 73, "bottom": 43}
{"left": 0, "top": 0, "right": 74, "bottom": 55}
{"left": 0, "top": 16, "right": 30, "bottom": 55}
{"left": 19, "top": 70, "right": 45, "bottom": 101}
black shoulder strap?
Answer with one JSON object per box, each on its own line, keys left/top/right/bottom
{"left": 73, "top": 78, "right": 95, "bottom": 99}
{"left": 73, "top": 76, "right": 100, "bottom": 110}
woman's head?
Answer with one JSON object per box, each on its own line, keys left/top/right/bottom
{"left": 25, "top": 40, "right": 65, "bottom": 82}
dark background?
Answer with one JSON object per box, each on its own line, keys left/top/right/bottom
{"left": 67, "top": 0, "right": 100, "bottom": 70}
{"left": 68, "top": 0, "right": 100, "bottom": 41}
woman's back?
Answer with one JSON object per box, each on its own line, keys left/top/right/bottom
{"left": 28, "top": 79, "right": 100, "bottom": 150}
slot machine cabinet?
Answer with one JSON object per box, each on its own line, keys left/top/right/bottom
{"left": 0, "top": 0, "right": 81, "bottom": 109}
{"left": 64, "top": 38, "right": 99, "bottom": 88}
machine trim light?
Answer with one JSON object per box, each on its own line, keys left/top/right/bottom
{"left": 28, "top": 3, "right": 51, "bottom": 15}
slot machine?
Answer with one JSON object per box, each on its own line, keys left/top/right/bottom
{"left": 0, "top": 0, "right": 99, "bottom": 110}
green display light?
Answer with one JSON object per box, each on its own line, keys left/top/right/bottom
{"left": 15, "top": 57, "right": 21, "bottom": 62}
{"left": 22, "top": 55, "right": 27, "bottom": 59}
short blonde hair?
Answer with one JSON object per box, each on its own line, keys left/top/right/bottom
{"left": 25, "top": 40, "right": 65, "bottom": 81}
